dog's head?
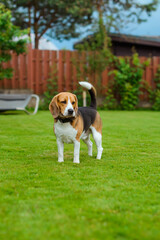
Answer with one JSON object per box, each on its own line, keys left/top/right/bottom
{"left": 49, "top": 92, "right": 78, "bottom": 119}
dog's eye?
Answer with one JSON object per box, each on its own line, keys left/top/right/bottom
{"left": 72, "top": 101, "right": 75, "bottom": 105}
{"left": 61, "top": 100, "right": 66, "bottom": 104}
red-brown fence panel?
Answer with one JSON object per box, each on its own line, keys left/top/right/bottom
{"left": 71, "top": 51, "right": 78, "bottom": 91}
{"left": 0, "top": 45, "right": 159, "bottom": 100}
{"left": 65, "top": 51, "right": 72, "bottom": 91}
{"left": 57, "top": 51, "right": 64, "bottom": 92}
{"left": 27, "top": 44, "right": 32, "bottom": 90}
{"left": 43, "top": 50, "right": 50, "bottom": 92}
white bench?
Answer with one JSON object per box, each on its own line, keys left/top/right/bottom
{"left": 0, "top": 94, "right": 39, "bottom": 115}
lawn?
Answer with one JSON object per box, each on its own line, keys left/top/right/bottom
{"left": 0, "top": 110, "right": 160, "bottom": 240}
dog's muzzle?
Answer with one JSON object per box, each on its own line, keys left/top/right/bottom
{"left": 68, "top": 108, "right": 74, "bottom": 115}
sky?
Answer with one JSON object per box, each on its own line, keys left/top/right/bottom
{"left": 47, "top": 1, "right": 160, "bottom": 50}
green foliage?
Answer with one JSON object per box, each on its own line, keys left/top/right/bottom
{"left": 120, "top": 83, "right": 141, "bottom": 110}
{"left": 152, "top": 90, "right": 160, "bottom": 110}
{"left": 2, "top": 0, "right": 93, "bottom": 48}
{"left": 2, "top": 0, "right": 158, "bottom": 49}
{"left": 100, "top": 0, "right": 158, "bottom": 33}
{"left": 102, "top": 89, "right": 117, "bottom": 110}
{"left": 41, "top": 65, "right": 59, "bottom": 110}
{"left": 0, "top": 4, "right": 28, "bottom": 80}
{"left": 149, "top": 66, "right": 160, "bottom": 110}
{"left": 75, "top": 17, "right": 114, "bottom": 95}
{"left": 106, "top": 53, "right": 150, "bottom": 110}
{"left": 41, "top": 62, "right": 89, "bottom": 110}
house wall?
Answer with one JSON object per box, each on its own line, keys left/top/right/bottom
{"left": 112, "top": 41, "right": 160, "bottom": 57}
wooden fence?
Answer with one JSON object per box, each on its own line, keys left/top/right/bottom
{"left": 0, "top": 44, "right": 160, "bottom": 98}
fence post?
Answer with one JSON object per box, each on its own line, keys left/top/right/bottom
{"left": 27, "top": 44, "right": 33, "bottom": 91}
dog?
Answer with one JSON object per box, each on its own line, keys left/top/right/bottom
{"left": 49, "top": 82, "right": 103, "bottom": 163}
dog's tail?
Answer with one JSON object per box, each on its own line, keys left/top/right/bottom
{"left": 79, "top": 81, "right": 97, "bottom": 109}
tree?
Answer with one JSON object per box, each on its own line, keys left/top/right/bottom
{"left": 73, "top": 0, "right": 157, "bottom": 98}
{"left": 0, "top": 4, "right": 28, "bottom": 80}
{"left": 1, "top": 0, "right": 158, "bottom": 49}
{"left": 93, "top": 0, "right": 158, "bottom": 33}
{"left": 1, "top": 0, "right": 93, "bottom": 49}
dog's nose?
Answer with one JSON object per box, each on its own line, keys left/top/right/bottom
{"left": 68, "top": 109, "right": 73, "bottom": 115}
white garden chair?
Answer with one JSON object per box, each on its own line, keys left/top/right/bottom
{"left": 0, "top": 94, "right": 39, "bottom": 115}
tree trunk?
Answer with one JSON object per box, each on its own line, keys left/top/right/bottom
{"left": 28, "top": 5, "right": 31, "bottom": 37}
{"left": 34, "top": 1, "right": 39, "bottom": 49}
{"left": 35, "top": 36, "right": 39, "bottom": 49}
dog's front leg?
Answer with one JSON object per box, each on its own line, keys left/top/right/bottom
{"left": 73, "top": 140, "right": 80, "bottom": 164}
{"left": 57, "top": 138, "right": 64, "bottom": 162}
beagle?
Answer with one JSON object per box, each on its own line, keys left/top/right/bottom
{"left": 49, "top": 82, "right": 103, "bottom": 163}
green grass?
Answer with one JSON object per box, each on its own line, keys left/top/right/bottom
{"left": 0, "top": 111, "right": 160, "bottom": 240}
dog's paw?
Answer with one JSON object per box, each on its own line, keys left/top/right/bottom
{"left": 96, "top": 147, "right": 103, "bottom": 159}
{"left": 73, "top": 160, "right": 80, "bottom": 164}
{"left": 58, "top": 159, "right": 64, "bottom": 163}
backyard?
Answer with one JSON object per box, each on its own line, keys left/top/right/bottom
{"left": 0, "top": 110, "right": 160, "bottom": 240}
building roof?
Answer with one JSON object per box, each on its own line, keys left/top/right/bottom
{"left": 110, "top": 33, "right": 160, "bottom": 47}
{"left": 74, "top": 33, "right": 160, "bottom": 48}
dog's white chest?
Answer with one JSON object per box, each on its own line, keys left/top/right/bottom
{"left": 54, "top": 121, "right": 77, "bottom": 143}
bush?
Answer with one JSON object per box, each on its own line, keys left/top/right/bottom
{"left": 149, "top": 66, "right": 160, "bottom": 110}
{"left": 0, "top": 4, "right": 28, "bottom": 80}
{"left": 75, "top": 17, "right": 114, "bottom": 95}
{"left": 102, "top": 89, "right": 117, "bottom": 110}
{"left": 105, "top": 53, "right": 150, "bottom": 110}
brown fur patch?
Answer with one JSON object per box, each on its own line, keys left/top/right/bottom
{"left": 92, "top": 112, "right": 102, "bottom": 134}
{"left": 49, "top": 95, "right": 59, "bottom": 118}
{"left": 71, "top": 115, "right": 84, "bottom": 141}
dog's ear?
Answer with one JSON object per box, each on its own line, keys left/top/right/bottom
{"left": 73, "top": 94, "right": 78, "bottom": 115}
{"left": 49, "top": 95, "right": 59, "bottom": 118}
